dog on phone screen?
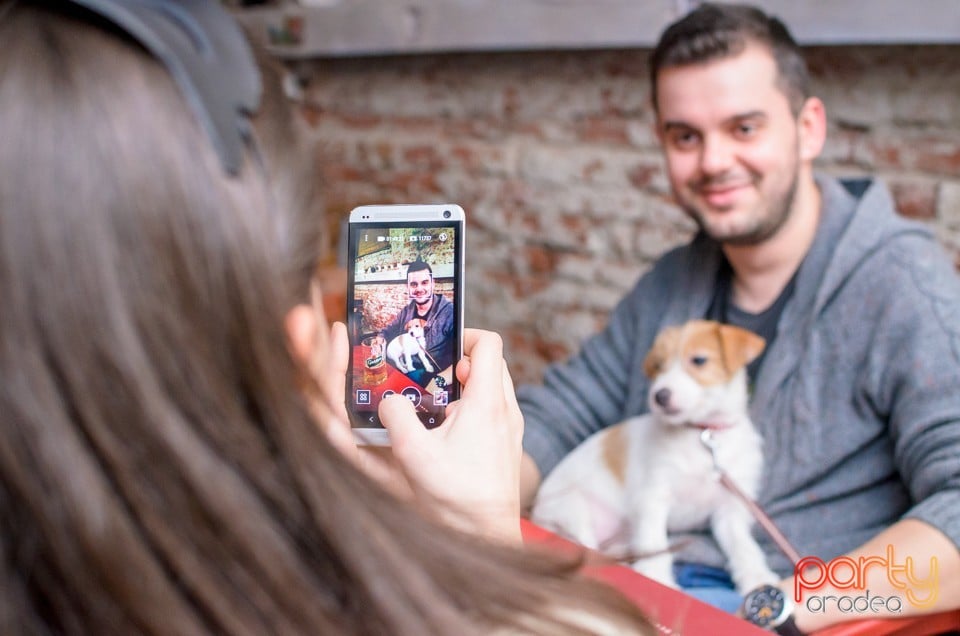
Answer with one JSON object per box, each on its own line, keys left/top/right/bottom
{"left": 387, "top": 318, "right": 434, "bottom": 374}
{"left": 530, "top": 320, "right": 779, "bottom": 593}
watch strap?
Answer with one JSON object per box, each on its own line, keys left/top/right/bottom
{"left": 773, "top": 614, "right": 804, "bottom": 636}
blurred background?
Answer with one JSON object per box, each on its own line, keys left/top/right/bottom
{"left": 234, "top": 0, "right": 960, "bottom": 384}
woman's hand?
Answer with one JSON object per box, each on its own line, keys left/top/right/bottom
{"left": 308, "top": 320, "right": 413, "bottom": 497}
{"left": 379, "top": 329, "right": 524, "bottom": 543}
{"left": 309, "top": 318, "right": 524, "bottom": 542}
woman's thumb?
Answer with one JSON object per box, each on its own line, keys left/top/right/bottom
{"left": 378, "top": 394, "right": 425, "bottom": 449}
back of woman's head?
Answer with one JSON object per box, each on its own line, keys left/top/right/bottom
{"left": 0, "top": 3, "right": 652, "bottom": 635}
{"left": 0, "top": 2, "right": 341, "bottom": 632}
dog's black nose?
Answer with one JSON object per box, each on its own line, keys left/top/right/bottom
{"left": 654, "top": 388, "right": 671, "bottom": 408}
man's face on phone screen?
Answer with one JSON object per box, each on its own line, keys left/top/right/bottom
{"left": 408, "top": 269, "right": 434, "bottom": 306}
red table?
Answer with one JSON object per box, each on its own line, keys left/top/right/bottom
{"left": 520, "top": 520, "right": 959, "bottom": 636}
{"left": 520, "top": 519, "right": 766, "bottom": 635}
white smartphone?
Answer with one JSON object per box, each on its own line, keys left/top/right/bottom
{"left": 345, "top": 204, "right": 465, "bottom": 445}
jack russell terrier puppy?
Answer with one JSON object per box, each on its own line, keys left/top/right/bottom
{"left": 531, "top": 320, "right": 779, "bottom": 593}
{"left": 387, "top": 318, "right": 434, "bottom": 374}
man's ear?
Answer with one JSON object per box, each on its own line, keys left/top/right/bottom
{"left": 285, "top": 304, "right": 319, "bottom": 366}
{"left": 798, "top": 96, "right": 827, "bottom": 162}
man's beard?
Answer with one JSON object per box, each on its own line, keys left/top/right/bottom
{"left": 683, "top": 165, "right": 800, "bottom": 246}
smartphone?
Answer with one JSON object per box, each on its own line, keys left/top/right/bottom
{"left": 345, "top": 204, "right": 465, "bottom": 445}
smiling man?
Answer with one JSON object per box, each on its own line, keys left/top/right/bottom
{"left": 517, "top": 3, "right": 960, "bottom": 632}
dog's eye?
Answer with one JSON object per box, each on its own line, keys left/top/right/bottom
{"left": 690, "top": 355, "right": 708, "bottom": 367}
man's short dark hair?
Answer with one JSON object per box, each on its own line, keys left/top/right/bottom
{"left": 406, "top": 259, "right": 432, "bottom": 280}
{"left": 649, "top": 3, "right": 809, "bottom": 115}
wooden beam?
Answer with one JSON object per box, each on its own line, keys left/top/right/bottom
{"left": 233, "top": 0, "right": 960, "bottom": 59}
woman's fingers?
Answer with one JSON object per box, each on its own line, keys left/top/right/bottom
{"left": 323, "top": 322, "right": 351, "bottom": 419}
{"left": 458, "top": 329, "right": 504, "bottom": 397}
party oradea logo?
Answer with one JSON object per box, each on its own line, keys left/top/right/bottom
{"left": 794, "top": 545, "right": 938, "bottom": 615}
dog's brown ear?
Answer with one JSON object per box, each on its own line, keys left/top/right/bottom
{"left": 643, "top": 326, "right": 680, "bottom": 378}
{"left": 718, "top": 324, "right": 766, "bottom": 373}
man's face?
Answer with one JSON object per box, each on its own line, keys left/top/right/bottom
{"left": 407, "top": 269, "right": 434, "bottom": 305}
{"left": 654, "top": 44, "right": 805, "bottom": 245}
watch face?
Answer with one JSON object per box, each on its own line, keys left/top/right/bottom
{"left": 744, "top": 585, "right": 786, "bottom": 628}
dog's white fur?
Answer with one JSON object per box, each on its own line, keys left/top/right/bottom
{"left": 531, "top": 320, "right": 778, "bottom": 593}
{"left": 387, "top": 318, "right": 434, "bottom": 374}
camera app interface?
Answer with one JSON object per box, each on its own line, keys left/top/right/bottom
{"left": 348, "top": 223, "right": 460, "bottom": 429}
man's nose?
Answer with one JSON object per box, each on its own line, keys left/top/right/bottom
{"left": 699, "top": 134, "right": 735, "bottom": 176}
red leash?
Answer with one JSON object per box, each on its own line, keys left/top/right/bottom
{"left": 699, "top": 428, "right": 802, "bottom": 566}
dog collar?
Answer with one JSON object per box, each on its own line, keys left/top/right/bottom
{"left": 686, "top": 421, "right": 732, "bottom": 431}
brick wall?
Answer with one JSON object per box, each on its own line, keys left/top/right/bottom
{"left": 295, "top": 45, "right": 960, "bottom": 384}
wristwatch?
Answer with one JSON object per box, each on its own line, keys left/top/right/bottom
{"left": 740, "top": 584, "right": 804, "bottom": 635}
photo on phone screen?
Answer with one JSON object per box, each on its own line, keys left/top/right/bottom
{"left": 346, "top": 205, "right": 464, "bottom": 443}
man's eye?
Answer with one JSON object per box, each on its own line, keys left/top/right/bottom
{"left": 671, "top": 131, "right": 700, "bottom": 149}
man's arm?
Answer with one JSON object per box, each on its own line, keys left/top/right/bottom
{"left": 786, "top": 236, "right": 960, "bottom": 630}
{"left": 787, "top": 519, "right": 959, "bottom": 632}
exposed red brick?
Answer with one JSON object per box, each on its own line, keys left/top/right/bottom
{"left": 514, "top": 121, "right": 546, "bottom": 139}
{"left": 375, "top": 142, "right": 394, "bottom": 167}
{"left": 508, "top": 211, "right": 543, "bottom": 234}
{"left": 560, "top": 214, "right": 588, "bottom": 232}
{"left": 389, "top": 116, "right": 444, "bottom": 132}
{"left": 299, "top": 103, "right": 324, "bottom": 128}
{"left": 446, "top": 117, "right": 511, "bottom": 140}
{"left": 535, "top": 339, "right": 572, "bottom": 363}
{"left": 502, "top": 85, "right": 520, "bottom": 119}
{"left": 602, "top": 54, "right": 649, "bottom": 79}
{"left": 868, "top": 141, "right": 901, "bottom": 167}
{"left": 869, "top": 136, "right": 960, "bottom": 177}
{"left": 321, "top": 164, "right": 369, "bottom": 183}
{"left": 627, "top": 164, "right": 658, "bottom": 189}
{"left": 450, "top": 145, "right": 474, "bottom": 165}
{"left": 889, "top": 179, "right": 937, "bottom": 220}
{"left": 524, "top": 274, "right": 554, "bottom": 295}
{"left": 382, "top": 172, "right": 442, "bottom": 194}
{"left": 915, "top": 147, "right": 960, "bottom": 177}
{"left": 524, "top": 245, "right": 559, "bottom": 275}
{"left": 577, "top": 117, "right": 630, "bottom": 146}
{"left": 582, "top": 158, "right": 605, "bottom": 180}
{"left": 402, "top": 145, "right": 444, "bottom": 169}
{"left": 339, "top": 114, "right": 382, "bottom": 128}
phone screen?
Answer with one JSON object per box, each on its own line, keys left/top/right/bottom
{"left": 346, "top": 212, "right": 464, "bottom": 435}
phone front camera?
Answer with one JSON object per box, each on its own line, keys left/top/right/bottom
{"left": 443, "top": 210, "right": 452, "bottom": 219}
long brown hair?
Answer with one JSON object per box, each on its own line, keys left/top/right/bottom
{"left": 0, "top": 3, "right": 651, "bottom": 634}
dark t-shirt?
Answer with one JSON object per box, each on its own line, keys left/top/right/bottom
{"left": 705, "top": 258, "right": 797, "bottom": 384}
